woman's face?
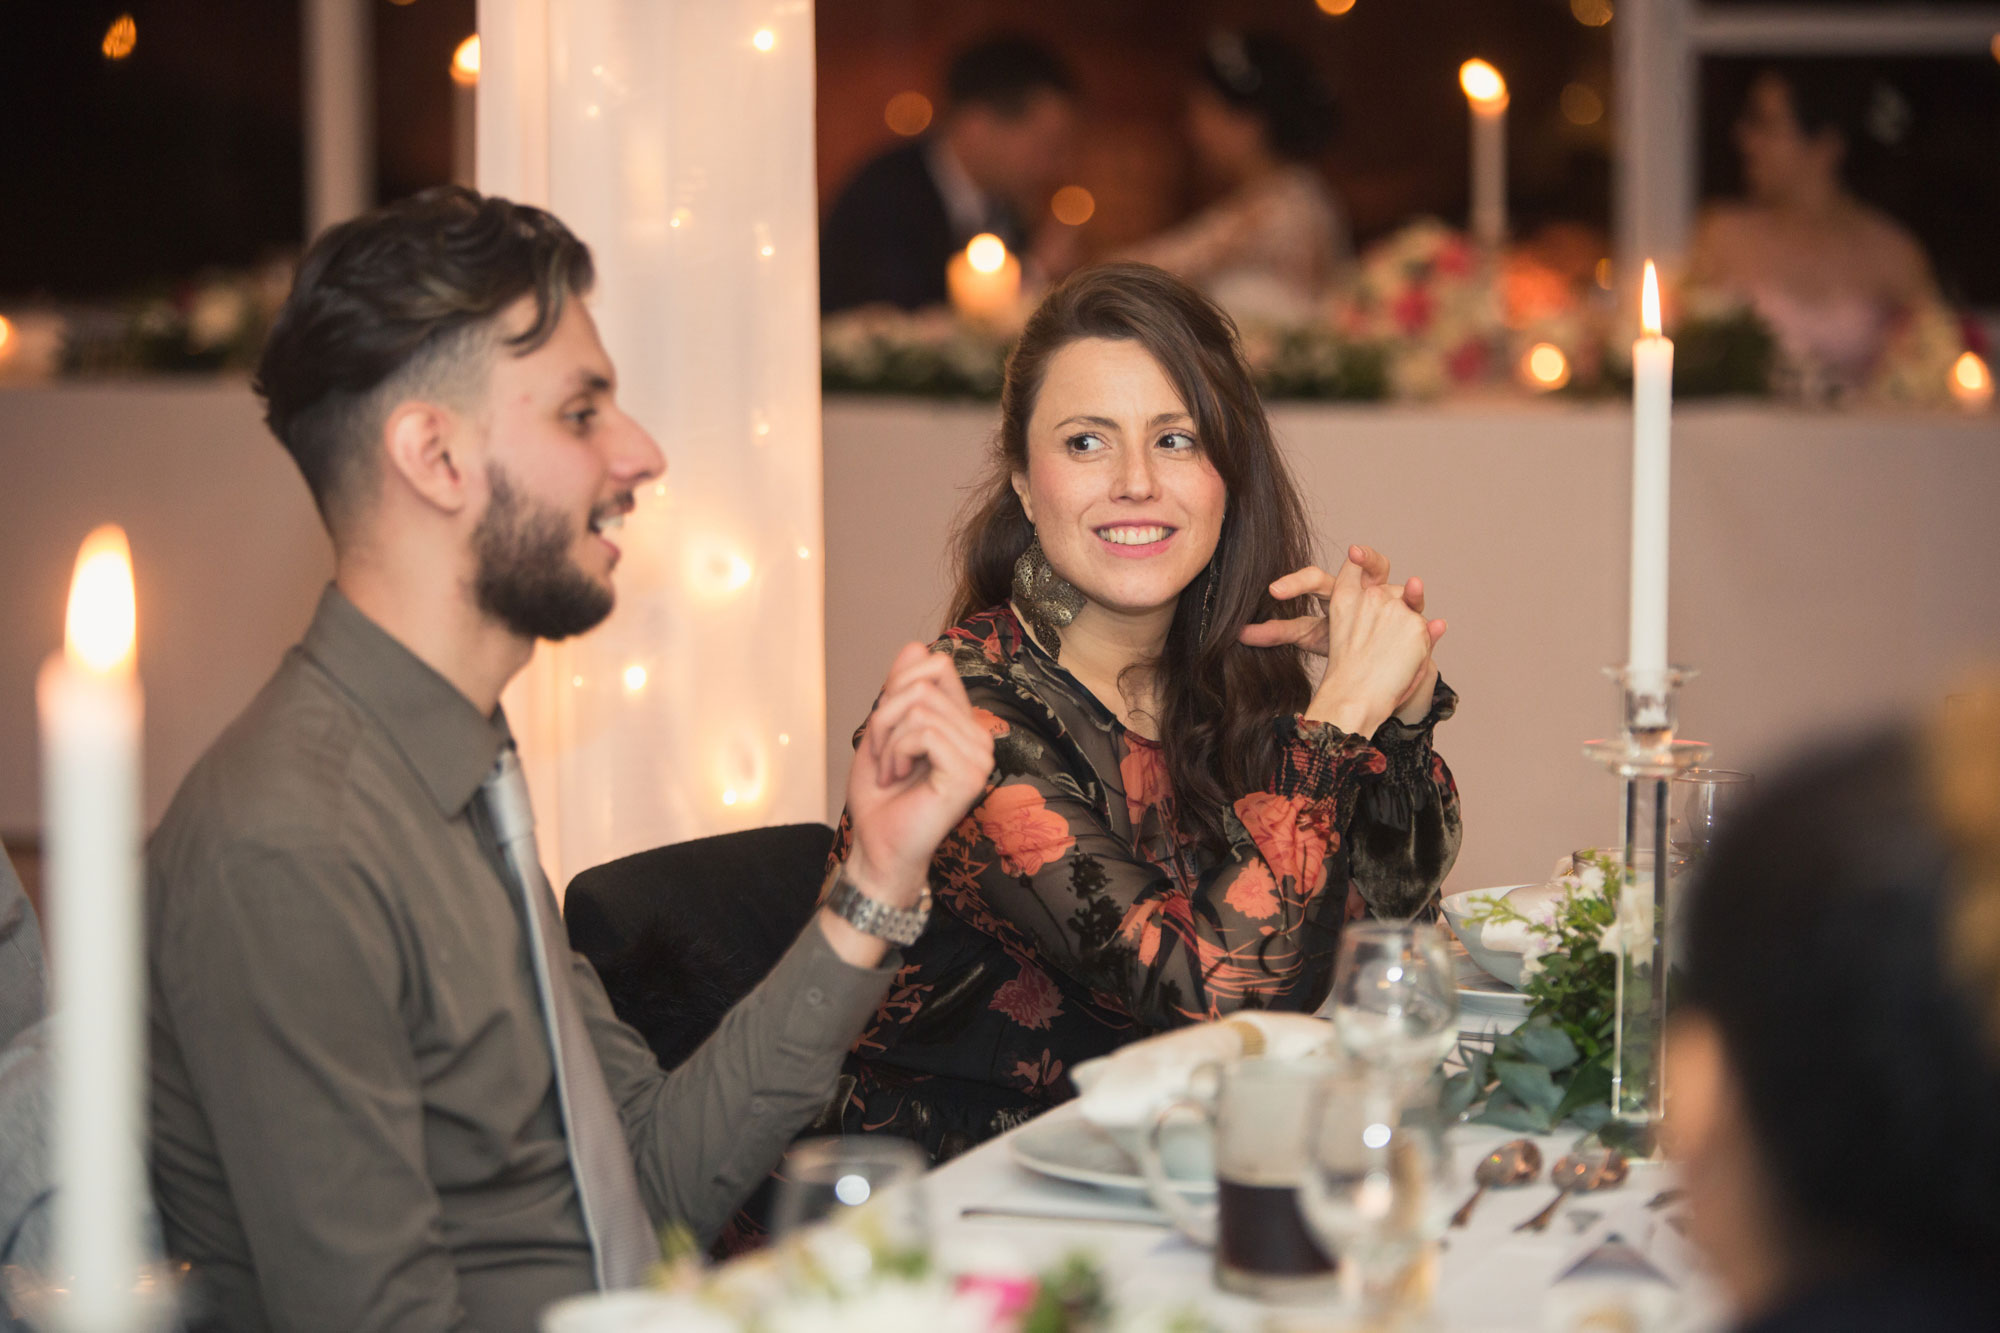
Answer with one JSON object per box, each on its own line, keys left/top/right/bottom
{"left": 1735, "top": 74, "right": 1839, "bottom": 203}
{"left": 1013, "top": 337, "right": 1228, "bottom": 623}
{"left": 1186, "top": 84, "right": 1267, "bottom": 187}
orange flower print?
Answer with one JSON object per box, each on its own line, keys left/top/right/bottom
{"left": 1012, "top": 1050, "right": 1065, "bottom": 1094}
{"left": 1223, "top": 862, "right": 1280, "bottom": 920}
{"left": 1118, "top": 743, "right": 1171, "bottom": 831}
{"left": 971, "top": 707, "right": 1012, "bottom": 739}
{"left": 1234, "top": 792, "right": 1334, "bottom": 897}
{"left": 989, "top": 959, "right": 1063, "bottom": 1030}
{"left": 1120, "top": 899, "right": 1165, "bottom": 967}
{"left": 975, "top": 784, "right": 1075, "bottom": 877}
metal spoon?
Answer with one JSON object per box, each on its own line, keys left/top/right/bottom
{"left": 1513, "top": 1150, "right": 1627, "bottom": 1233}
{"left": 1450, "top": 1139, "right": 1542, "bottom": 1227}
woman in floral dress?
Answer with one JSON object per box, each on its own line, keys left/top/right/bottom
{"left": 828, "top": 262, "right": 1460, "bottom": 1160}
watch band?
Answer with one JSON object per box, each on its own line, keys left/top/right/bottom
{"left": 822, "top": 862, "right": 931, "bottom": 947}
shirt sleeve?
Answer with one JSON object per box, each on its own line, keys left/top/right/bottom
{"left": 152, "top": 841, "right": 471, "bottom": 1333}
{"left": 585, "top": 920, "right": 897, "bottom": 1246}
{"left": 903, "top": 679, "right": 1418, "bottom": 1027}
{"left": 1354, "top": 677, "right": 1463, "bottom": 918}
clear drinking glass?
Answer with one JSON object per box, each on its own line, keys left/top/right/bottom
{"left": 1669, "top": 768, "right": 1754, "bottom": 861}
{"left": 770, "top": 1135, "right": 929, "bottom": 1244}
{"left": 1323, "top": 922, "right": 1460, "bottom": 1080}
{"left": 1297, "top": 1072, "right": 1456, "bottom": 1326}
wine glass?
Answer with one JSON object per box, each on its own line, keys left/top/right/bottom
{"left": 1297, "top": 1070, "right": 1456, "bottom": 1325}
{"left": 770, "top": 1136, "right": 929, "bottom": 1246}
{"left": 1323, "top": 922, "right": 1459, "bottom": 1081}
{"left": 1670, "top": 768, "right": 1754, "bottom": 861}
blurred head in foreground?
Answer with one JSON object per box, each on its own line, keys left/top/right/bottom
{"left": 1670, "top": 689, "right": 2000, "bottom": 1326}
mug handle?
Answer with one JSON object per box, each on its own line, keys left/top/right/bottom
{"left": 1137, "top": 1088, "right": 1219, "bottom": 1247}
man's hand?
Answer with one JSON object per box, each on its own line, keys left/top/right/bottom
{"left": 821, "top": 644, "right": 994, "bottom": 966}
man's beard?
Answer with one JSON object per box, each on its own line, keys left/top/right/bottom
{"left": 472, "top": 467, "right": 617, "bottom": 641}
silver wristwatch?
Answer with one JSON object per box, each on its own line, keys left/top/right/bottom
{"left": 822, "top": 862, "right": 931, "bottom": 946}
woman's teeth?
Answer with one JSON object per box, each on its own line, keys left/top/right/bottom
{"left": 1097, "top": 525, "right": 1171, "bottom": 546}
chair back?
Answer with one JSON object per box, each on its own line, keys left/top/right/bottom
{"left": 565, "top": 823, "right": 835, "bottom": 1070}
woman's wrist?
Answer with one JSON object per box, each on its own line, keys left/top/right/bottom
{"left": 1303, "top": 694, "right": 1384, "bottom": 737}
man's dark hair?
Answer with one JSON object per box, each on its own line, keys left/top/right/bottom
{"left": 944, "top": 35, "right": 1076, "bottom": 120}
{"left": 1200, "top": 31, "right": 1339, "bottom": 162}
{"left": 254, "top": 186, "right": 595, "bottom": 532}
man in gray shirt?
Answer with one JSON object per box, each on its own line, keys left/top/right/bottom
{"left": 146, "top": 188, "right": 993, "bottom": 1331}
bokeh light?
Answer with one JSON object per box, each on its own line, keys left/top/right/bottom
{"left": 884, "top": 91, "right": 933, "bottom": 137}
{"left": 101, "top": 14, "right": 137, "bottom": 61}
{"left": 451, "top": 35, "right": 480, "bottom": 86}
{"left": 1571, "top": 0, "right": 1614, "bottom": 27}
{"left": 1051, "top": 185, "right": 1096, "bottom": 226}
{"left": 967, "top": 233, "right": 1008, "bottom": 275}
{"left": 1561, "top": 82, "right": 1604, "bottom": 126}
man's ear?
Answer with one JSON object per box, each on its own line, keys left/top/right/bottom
{"left": 382, "top": 401, "right": 471, "bottom": 515}
{"left": 1011, "top": 470, "right": 1035, "bottom": 525}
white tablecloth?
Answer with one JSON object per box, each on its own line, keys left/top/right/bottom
{"left": 919, "top": 1099, "right": 1724, "bottom": 1332}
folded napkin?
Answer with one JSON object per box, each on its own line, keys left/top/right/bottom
{"left": 1070, "top": 1012, "right": 1335, "bottom": 1130}
{"left": 1478, "top": 880, "right": 1570, "bottom": 955}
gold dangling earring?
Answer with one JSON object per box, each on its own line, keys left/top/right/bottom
{"left": 1012, "top": 535, "right": 1086, "bottom": 654}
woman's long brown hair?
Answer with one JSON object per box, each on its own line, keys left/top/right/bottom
{"left": 949, "top": 262, "right": 1317, "bottom": 856}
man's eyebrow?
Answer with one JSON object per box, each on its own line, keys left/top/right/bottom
{"left": 566, "top": 370, "right": 613, "bottom": 396}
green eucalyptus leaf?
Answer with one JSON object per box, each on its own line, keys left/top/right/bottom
{"left": 1514, "top": 1022, "right": 1579, "bottom": 1071}
{"left": 1493, "top": 1059, "right": 1565, "bottom": 1114}
{"left": 1553, "top": 1059, "right": 1614, "bottom": 1124}
{"left": 1473, "top": 1098, "right": 1554, "bottom": 1134}
{"left": 1441, "top": 1071, "right": 1479, "bottom": 1119}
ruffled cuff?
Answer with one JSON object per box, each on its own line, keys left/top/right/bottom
{"left": 1361, "top": 676, "right": 1456, "bottom": 830}
{"left": 1269, "top": 713, "right": 1390, "bottom": 805}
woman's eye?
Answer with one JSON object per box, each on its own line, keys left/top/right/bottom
{"left": 1158, "top": 431, "right": 1198, "bottom": 453}
{"left": 1065, "top": 432, "right": 1106, "bottom": 454}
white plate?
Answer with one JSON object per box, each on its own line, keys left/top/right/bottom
{"left": 1011, "top": 1104, "right": 1216, "bottom": 1199}
{"left": 1449, "top": 938, "right": 1531, "bottom": 1031}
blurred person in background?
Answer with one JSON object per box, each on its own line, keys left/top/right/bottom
{"left": 1123, "top": 31, "right": 1348, "bottom": 327}
{"left": 1667, "top": 690, "right": 2000, "bottom": 1332}
{"left": 820, "top": 35, "right": 1077, "bottom": 314}
{"left": 1691, "top": 64, "right": 1941, "bottom": 395}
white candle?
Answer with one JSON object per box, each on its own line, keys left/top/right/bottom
{"left": 39, "top": 525, "right": 147, "bottom": 1331}
{"left": 451, "top": 35, "right": 479, "bottom": 189}
{"left": 1460, "top": 59, "right": 1508, "bottom": 251}
{"left": 947, "top": 232, "right": 1021, "bottom": 326}
{"left": 1629, "top": 262, "right": 1674, "bottom": 676}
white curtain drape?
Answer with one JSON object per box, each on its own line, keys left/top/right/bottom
{"left": 477, "top": 0, "right": 826, "bottom": 894}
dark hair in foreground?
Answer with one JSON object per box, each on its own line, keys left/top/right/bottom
{"left": 1680, "top": 699, "right": 2000, "bottom": 1274}
{"left": 950, "top": 262, "right": 1316, "bottom": 857}
{"left": 945, "top": 34, "right": 1076, "bottom": 119}
{"left": 254, "top": 186, "right": 595, "bottom": 529}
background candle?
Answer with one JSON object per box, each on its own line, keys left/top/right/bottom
{"left": 946, "top": 232, "right": 1021, "bottom": 325}
{"left": 1459, "top": 59, "right": 1508, "bottom": 251}
{"left": 38, "top": 524, "right": 146, "bottom": 1330}
{"left": 1629, "top": 262, "right": 1673, "bottom": 677}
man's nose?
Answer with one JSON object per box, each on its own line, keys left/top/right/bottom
{"left": 610, "top": 414, "right": 665, "bottom": 487}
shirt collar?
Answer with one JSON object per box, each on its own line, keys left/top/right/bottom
{"left": 923, "top": 137, "right": 996, "bottom": 241}
{"left": 299, "top": 585, "right": 510, "bottom": 817}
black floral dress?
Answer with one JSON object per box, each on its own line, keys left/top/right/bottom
{"left": 827, "top": 605, "right": 1461, "bottom": 1160}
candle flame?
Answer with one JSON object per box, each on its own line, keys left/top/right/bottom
{"left": 451, "top": 35, "right": 480, "bottom": 86}
{"left": 65, "top": 525, "right": 136, "bottom": 675}
{"left": 966, "top": 233, "right": 1008, "bottom": 275}
{"left": 1641, "top": 260, "right": 1662, "bottom": 337}
{"left": 1953, "top": 351, "right": 1991, "bottom": 393}
{"left": 1459, "top": 59, "right": 1507, "bottom": 106}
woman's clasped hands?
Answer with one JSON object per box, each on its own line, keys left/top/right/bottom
{"left": 1240, "top": 543, "right": 1446, "bottom": 738}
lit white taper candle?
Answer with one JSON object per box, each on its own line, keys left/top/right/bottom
{"left": 1460, "top": 59, "right": 1508, "bottom": 251}
{"left": 450, "top": 35, "right": 478, "bottom": 189}
{"left": 38, "top": 525, "right": 147, "bottom": 1330}
{"left": 1629, "top": 262, "right": 1673, "bottom": 677}
{"left": 946, "top": 232, "right": 1022, "bottom": 326}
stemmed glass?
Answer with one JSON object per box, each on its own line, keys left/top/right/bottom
{"left": 1670, "top": 768, "right": 1754, "bottom": 861}
{"left": 770, "top": 1136, "right": 929, "bottom": 1246}
{"left": 1297, "top": 1071, "right": 1456, "bottom": 1328}
{"left": 1322, "top": 922, "right": 1459, "bottom": 1082}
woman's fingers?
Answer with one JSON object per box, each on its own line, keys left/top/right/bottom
{"left": 1239, "top": 615, "right": 1327, "bottom": 650}
{"left": 1404, "top": 575, "right": 1425, "bottom": 614}
{"left": 1268, "top": 564, "right": 1336, "bottom": 602}
{"left": 1428, "top": 617, "right": 1448, "bottom": 645}
{"left": 1349, "top": 544, "right": 1392, "bottom": 586}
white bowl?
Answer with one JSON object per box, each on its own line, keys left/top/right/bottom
{"left": 1440, "top": 884, "right": 1541, "bottom": 989}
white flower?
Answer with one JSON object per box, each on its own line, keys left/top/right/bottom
{"left": 1575, "top": 862, "right": 1607, "bottom": 898}
{"left": 1597, "top": 883, "right": 1656, "bottom": 967}
{"left": 761, "top": 1281, "right": 989, "bottom": 1333}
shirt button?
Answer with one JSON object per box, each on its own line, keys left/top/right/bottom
{"left": 805, "top": 987, "right": 825, "bottom": 1007}
{"left": 749, "top": 1098, "right": 768, "bottom": 1115}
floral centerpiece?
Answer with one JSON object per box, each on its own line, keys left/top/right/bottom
{"left": 1441, "top": 852, "right": 1636, "bottom": 1135}
{"left": 1336, "top": 218, "right": 1511, "bottom": 400}
{"left": 544, "top": 1215, "right": 1217, "bottom": 1333}
{"left": 60, "top": 261, "right": 292, "bottom": 376}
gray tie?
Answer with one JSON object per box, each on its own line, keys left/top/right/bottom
{"left": 482, "top": 743, "right": 658, "bottom": 1289}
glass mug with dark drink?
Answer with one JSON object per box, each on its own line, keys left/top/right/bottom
{"left": 1135, "top": 1056, "right": 1345, "bottom": 1300}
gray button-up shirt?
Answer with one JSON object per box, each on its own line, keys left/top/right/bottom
{"left": 148, "top": 588, "right": 896, "bottom": 1332}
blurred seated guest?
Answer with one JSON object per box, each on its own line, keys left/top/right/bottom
{"left": 828, "top": 263, "right": 1459, "bottom": 1158}
{"left": 1691, "top": 64, "right": 1939, "bottom": 393}
{"left": 146, "top": 188, "right": 990, "bottom": 1331}
{"left": 1668, "top": 696, "right": 2000, "bottom": 1332}
{"left": 1124, "top": 32, "right": 1348, "bottom": 326}
{"left": 1, "top": 837, "right": 51, "bottom": 1269}
{"left": 820, "top": 35, "right": 1077, "bottom": 314}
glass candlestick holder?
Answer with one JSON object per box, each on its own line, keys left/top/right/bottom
{"left": 1583, "top": 666, "right": 1708, "bottom": 1154}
